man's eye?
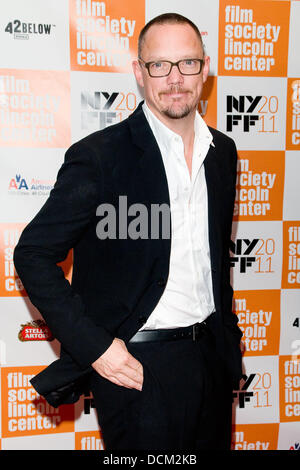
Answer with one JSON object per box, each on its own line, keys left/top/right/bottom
{"left": 153, "top": 62, "right": 163, "bottom": 68}
{"left": 184, "top": 60, "right": 195, "bottom": 66}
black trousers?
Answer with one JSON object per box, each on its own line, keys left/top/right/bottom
{"left": 90, "top": 324, "right": 233, "bottom": 450}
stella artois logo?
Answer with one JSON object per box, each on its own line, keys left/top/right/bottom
{"left": 18, "top": 319, "right": 54, "bottom": 342}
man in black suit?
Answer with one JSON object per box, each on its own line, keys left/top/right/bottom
{"left": 14, "top": 13, "right": 242, "bottom": 450}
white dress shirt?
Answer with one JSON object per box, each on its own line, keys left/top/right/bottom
{"left": 139, "top": 102, "right": 216, "bottom": 330}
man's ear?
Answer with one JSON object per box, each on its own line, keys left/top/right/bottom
{"left": 132, "top": 59, "right": 145, "bottom": 88}
{"left": 202, "top": 55, "right": 210, "bottom": 84}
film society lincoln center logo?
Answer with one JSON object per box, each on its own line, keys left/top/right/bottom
{"left": 69, "top": 0, "right": 145, "bottom": 72}
{"left": 233, "top": 290, "right": 280, "bottom": 356}
{"left": 282, "top": 222, "right": 300, "bottom": 289}
{"left": 234, "top": 151, "right": 284, "bottom": 221}
{"left": 279, "top": 356, "right": 300, "bottom": 422}
{"left": 218, "top": 0, "right": 290, "bottom": 76}
{"left": 231, "top": 424, "right": 279, "bottom": 450}
{"left": 0, "top": 70, "right": 70, "bottom": 147}
{"left": 1, "top": 366, "right": 74, "bottom": 437}
{"left": 0, "top": 223, "right": 73, "bottom": 297}
{"left": 286, "top": 78, "right": 300, "bottom": 150}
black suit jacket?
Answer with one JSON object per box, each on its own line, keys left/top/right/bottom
{"left": 14, "top": 102, "right": 243, "bottom": 407}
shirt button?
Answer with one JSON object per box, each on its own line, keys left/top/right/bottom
{"left": 157, "top": 279, "right": 166, "bottom": 287}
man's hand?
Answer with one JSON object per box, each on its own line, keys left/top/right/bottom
{"left": 91, "top": 338, "right": 143, "bottom": 391}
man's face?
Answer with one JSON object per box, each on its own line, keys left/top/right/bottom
{"left": 133, "top": 22, "right": 210, "bottom": 122}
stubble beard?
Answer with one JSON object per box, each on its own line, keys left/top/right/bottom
{"left": 158, "top": 87, "right": 195, "bottom": 120}
{"left": 162, "top": 104, "right": 192, "bottom": 119}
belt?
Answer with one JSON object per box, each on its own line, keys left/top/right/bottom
{"left": 129, "top": 320, "right": 209, "bottom": 343}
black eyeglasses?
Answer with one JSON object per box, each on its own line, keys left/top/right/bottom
{"left": 138, "top": 58, "right": 204, "bottom": 77}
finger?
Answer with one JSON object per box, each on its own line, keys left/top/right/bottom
{"left": 116, "top": 363, "right": 144, "bottom": 387}
{"left": 126, "top": 356, "right": 144, "bottom": 377}
{"left": 124, "top": 362, "right": 144, "bottom": 384}
{"left": 115, "top": 372, "right": 143, "bottom": 390}
{"left": 97, "top": 367, "right": 143, "bottom": 390}
{"left": 97, "top": 371, "right": 139, "bottom": 390}
{"left": 126, "top": 353, "right": 143, "bottom": 370}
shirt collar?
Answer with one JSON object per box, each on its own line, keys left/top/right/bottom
{"left": 142, "top": 101, "right": 215, "bottom": 154}
{"left": 194, "top": 109, "right": 215, "bottom": 148}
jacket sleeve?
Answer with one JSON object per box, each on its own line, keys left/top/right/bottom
{"left": 220, "top": 139, "right": 243, "bottom": 388}
{"left": 13, "top": 142, "right": 114, "bottom": 370}
{"left": 221, "top": 138, "right": 243, "bottom": 342}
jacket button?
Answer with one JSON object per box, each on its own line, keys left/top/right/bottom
{"left": 138, "top": 316, "right": 147, "bottom": 325}
{"left": 157, "top": 279, "right": 166, "bottom": 287}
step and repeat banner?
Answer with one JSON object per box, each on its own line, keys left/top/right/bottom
{"left": 0, "top": 0, "right": 299, "bottom": 451}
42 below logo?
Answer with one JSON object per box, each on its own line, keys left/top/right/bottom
{"left": 4, "top": 19, "right": 53, "bottom": 39}
{"left": 290, "top": 442, "right": 300, "bottom": 450}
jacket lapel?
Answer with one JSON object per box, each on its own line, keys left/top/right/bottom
{"left": 127, "top": 102, "right": 171, "bottom": 259}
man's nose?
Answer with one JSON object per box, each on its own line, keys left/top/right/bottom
{"left": 166, "top": 64, "right": 184, "bottom": 84}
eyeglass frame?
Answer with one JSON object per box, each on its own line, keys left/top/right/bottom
{"left": 138, "top": 57, "right": 205, "bottom": 77}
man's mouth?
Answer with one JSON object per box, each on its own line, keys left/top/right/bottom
{"left": 165, "top": 92, "right": 185, "bottom": 97}
{"left": 160, "top": 89, "right": 190, "bottom": 99}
